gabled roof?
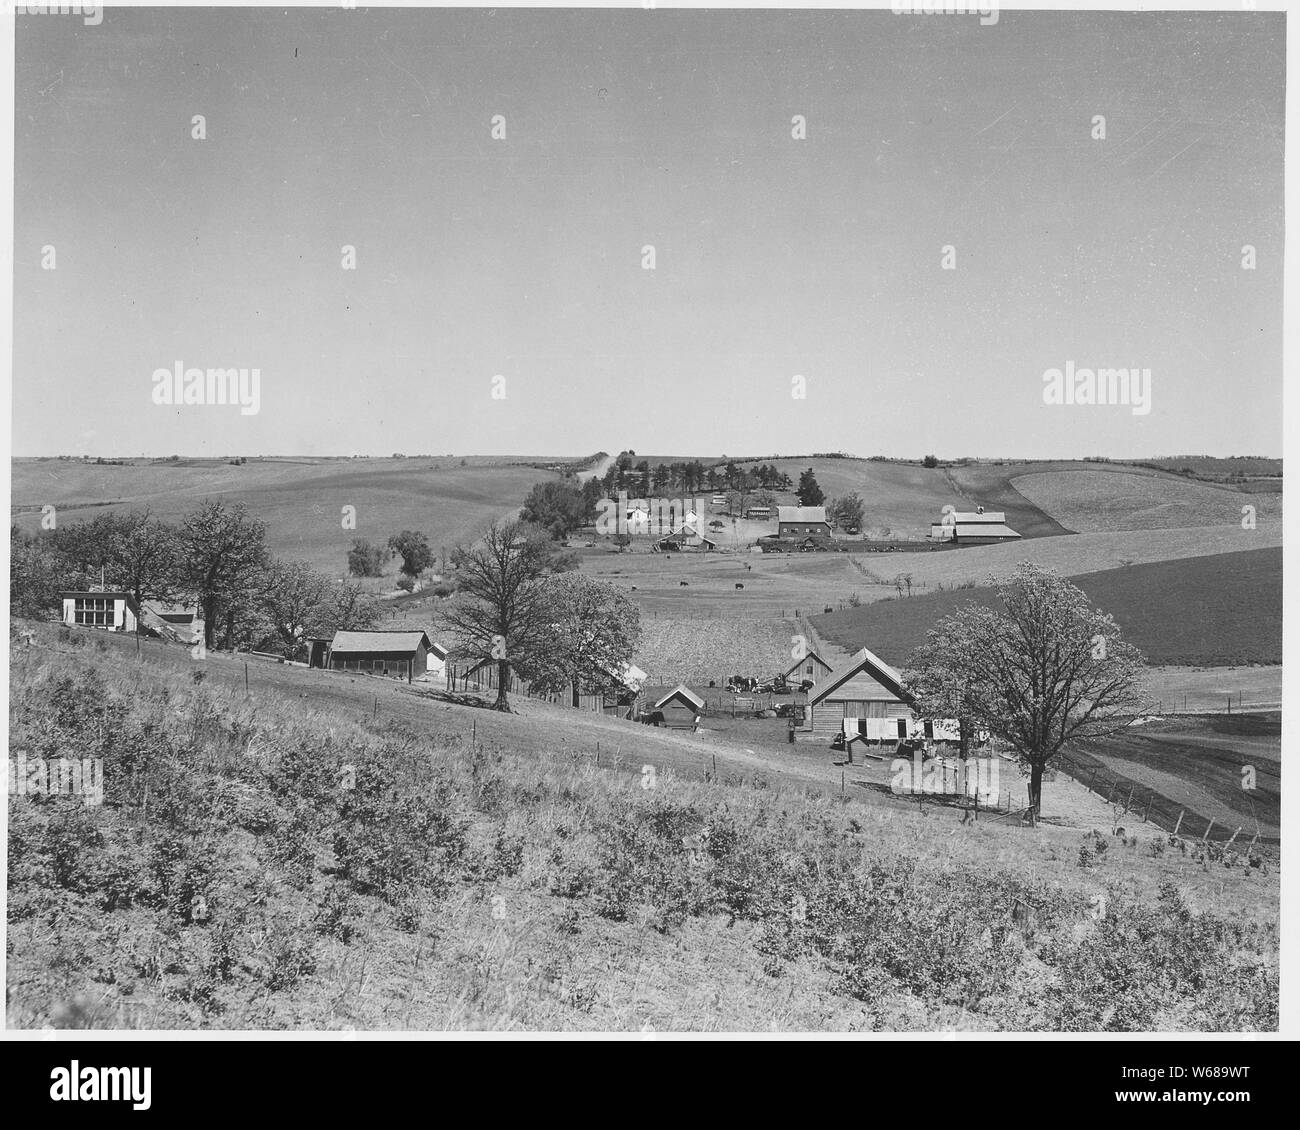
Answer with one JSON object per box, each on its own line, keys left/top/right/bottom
{"left": 330, "top": 630, "right": 434, "bottom": 656}
{"left": 944, "top": 510, "right": 1007, "bottom": 523}
{"left": 653, "top": 684, "right": 705, "bottom": 711}
{"left": 607, "top": 661, "right": 647, "bottom": 691}
{"left": 810, "top": 646, "right": 909, "bottom": 705}
{"left": 777, "top": 506, "right": 828, "bottom": 523}
{"left": 783, "top": 649, "right": 831, "bottom": 676}
{"left": 931, "top": 522, "right": 1020, "bottom": 539}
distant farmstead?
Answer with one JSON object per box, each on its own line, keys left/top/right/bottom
{"left": 322, "top": 630, "right": 444, "bottom": 682}
{"left": 59, "top": 591, "right": 138, "bottom": 633}
{"left": 929, "top": 508, "right": 1020, "bottom": 544}
{"left": 777, "top": 506, "right": 831, "bottom": 538}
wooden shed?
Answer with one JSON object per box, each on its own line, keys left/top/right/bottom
{"left": 803, "top": 646, "right": 913, "bottom": 742}
{"left": 652, "top": 684, "right": 705, "bottom": 730}
{"left": 327, "top": 630, "right": 436, "bottom": 682}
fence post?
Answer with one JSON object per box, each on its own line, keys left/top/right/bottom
{"left": 1123, "top": 783, "right": 1134, "bottom": 815}
{"left": 1173, "top": 810, "right": 1184, "bottom": 837}
{"left": 1202, "top": 817, "right": 1215, "bottom": 842}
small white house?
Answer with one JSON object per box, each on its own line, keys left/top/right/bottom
{"left": 60, "top": 591, "right": 139, "bottom": 633}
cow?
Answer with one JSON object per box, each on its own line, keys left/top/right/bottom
{"left": 679, "top": 581, "right": 689, "bottom": 587}
{"left": 735, "top": 583, "right": 744, "bottom": 590}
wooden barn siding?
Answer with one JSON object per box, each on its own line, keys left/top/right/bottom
{"left": 810, "top": 699, "right": 910, "bottom": 739}
{"left": 660, "top": 700, "right": 701, "bottom": 729}
{"left": 788, "top": 655, "right": 834, "bottom": 681}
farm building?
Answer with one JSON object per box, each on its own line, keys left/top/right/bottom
{"left": 783, "top": 648, "right": 834, "bottom": 685}
{"left": 802, "top": 646, "right": 914, "bottom": 742}
{"left": 144, "top": 601, "right": 197, "bottom": 630}
{"left": 59, "top": 591, "right": 138, "bottom": 633}
{"left": 572, "top": 660, "right": 648, "bottom": 715}
{"left": 744, "top": 505, "right": 773, "bottom": 520}
{"left": 326, "top": 630, "right": 442, "bottom": 682}
{"left": 929, "top": 508, "right": 1020, "bottom": 544}
{"left": 445, "top": 657, "right": 532, "bottom": 697}
{"left": 652, "top": 684, "right": 705, "bottom": 730}
{"left": 655, "top": 524, "right": 717, "bottom": 552}
{"left": 777, "top": 506, "right": 831, "bottom": 538}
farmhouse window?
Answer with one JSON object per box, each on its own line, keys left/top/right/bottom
{"left": 73, "top": 597, "right": 114, "bottom": 627}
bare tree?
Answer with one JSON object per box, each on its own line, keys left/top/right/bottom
{"left": 906, "top": 563, "right": 1147, "bottom": 823}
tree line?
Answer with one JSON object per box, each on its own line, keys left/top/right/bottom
{"left": 11, "top": 503, "right": 381, "bottom": 657}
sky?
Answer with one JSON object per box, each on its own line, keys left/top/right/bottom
{"left": 12, "top": 7, "right": 1285, "bottom": 459}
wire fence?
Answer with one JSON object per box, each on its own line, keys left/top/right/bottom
{"left": 1054, "top": 749, "right": 1276, "bottom": 850}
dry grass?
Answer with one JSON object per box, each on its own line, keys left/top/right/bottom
{"left": 7, "top": 620, "right": 1279, "bottom": 1032}
{"left": 1012, "top": 469, "right": 1284, "bottom": 533}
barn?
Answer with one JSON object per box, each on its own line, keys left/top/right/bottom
{"left": 327, "top": 630, "right": 440, "bottom": 682}
{"left": 652, "top": 684, "right": 705, "bottom": 730}
{"left": 777, "top": 506, "right": 831, "bottom": 538}
{"left": 783, "top": 648, "right": 834, "bottom": 686}
{"left": 929, "top": 508, "right": 1020, "bottom": 544}
{"left": 802, "top": 646, "right": 914, "bottom": 742}
{"left": 59, "top": 591, "right": 138, "bottom": 633}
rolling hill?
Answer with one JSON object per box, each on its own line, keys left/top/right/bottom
{"left": 10, "top": 456, "right": 549, "bottom": 575}
{"left": 815, "top": 546, "right": 1282, "bottom": 667}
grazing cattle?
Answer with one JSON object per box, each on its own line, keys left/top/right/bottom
{"left": 679, "top": 581, "right": 689, "bottom": 587}
{"left": 735, "top": 583, "right": 744, "bottom": 590}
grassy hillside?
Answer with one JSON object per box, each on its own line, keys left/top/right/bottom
{"left": 1012, "top": 468, "right": 1284, "bottom": 532}
{"left": 817, "top": 546, "right": 1282, "bottom": 667}
{"left": 11, "top": 457, "right": 548, "bottom": 575}
{"left": 7, "top": 621, "right": 1278, "bottom": 1031}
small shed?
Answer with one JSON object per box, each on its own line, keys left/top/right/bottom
{"left": 327, "top": 630, "right": 435, "bottom": 682}
{"left": 652, "top": 684, "right": 705, "bottom": 730}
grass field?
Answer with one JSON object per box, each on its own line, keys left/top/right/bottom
{"left": 7, "top": 620, "right": 1278, "bottom": 1031}
{"left": 1012, "top": 468, "right": 1284, "bottom": 532}
{"left": 633, "top": 617, "right": 796, "bottom": 684}
{"left": 816, "top": 546, "right": 1282, "bottom": 667}
{"left": 11, "top": 456, "right": 544, "bottom": 576}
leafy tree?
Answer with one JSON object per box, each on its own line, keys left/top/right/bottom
{"left": 11, "top": 526, "right": 82, "bottom": 619}
{"left": 387, "top": 530, "right": 434, "bottom": 579}
{"left": 923, "top": 454, "right": 940, "bottom": 469}
{"left": 829, "top": 492, "right": 865, "bottom": 531}
{"left": 906, "top": 563, "right": 1147, "bottom": 824}
{"left": 439, "top": 520, "right": 552, "bottom": 710}
{"left": 347, "top": 539, "right": 387, "bottom": 578}
{"left": 96, "top": 510, "right": 181, "bottom": 614}
{"left": 797, "top": 468, "right": 825, "bottom": 507}
{"left": 525, "top": 573, "right": 642, "bottom": 706}
{"left": 519, "top": 480, "right": 592, "bottom": 540}
{"left": 179, "top": 501, "right": 270, "bottom": 650}
{"left": 258, "top": 561, "right": 336, "bottom": 659}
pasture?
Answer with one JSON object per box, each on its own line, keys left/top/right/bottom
{"left": 10, "top": 456, "right": 545, "bottom": 576}
{"left": 1011, "top": 468, "right": 1284, "bottom": 532}
{"left": 815, "top": 546, "right": 1283, "bottom": 667}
